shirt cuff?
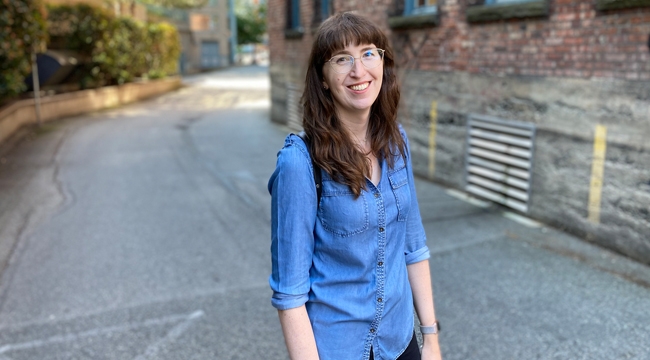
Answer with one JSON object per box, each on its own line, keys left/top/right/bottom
{"left": 271, "top": 291, "right": 309, "bottom": 310}
{"left": 405, "top": 246, "right": 430, "bottom": 265}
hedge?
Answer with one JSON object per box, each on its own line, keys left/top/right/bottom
{"left": 147, "top": 22, "right": 181, "bottom": 79}
{"left": 0, "top": 0, "right": 48, "bottom": 103}
{"left": 47, "top": 4, "right": 181, "bottom": 89}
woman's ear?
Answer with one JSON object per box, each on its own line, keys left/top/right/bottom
{"left": 322, "top": 82, "right": 329, "bottom": 90}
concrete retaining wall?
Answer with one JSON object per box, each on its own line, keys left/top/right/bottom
{"left": 0, "top": 76, "right": 182, "bottom": 144}
{"left": 400, "top": 70, "right": 650, "bottom": 264}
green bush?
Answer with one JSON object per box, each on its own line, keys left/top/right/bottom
{"left": 0, "top": 0, "right": 48, "bottom": 103}
{"left": 117, "top": 17, "right": 149, "bottom": 81}
{"left": 47, "top": 4, "right": 180, "bottom": 88}
{"left": 147, "top": 22, "right": 181, "bottom": 79}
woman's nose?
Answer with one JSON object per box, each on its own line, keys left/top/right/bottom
{"left": 348, "top": 58, "right": 367, "bottom": 77}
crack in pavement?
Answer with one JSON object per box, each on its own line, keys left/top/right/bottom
{"left": 0, "top": 125, "right": 76, "bottom": 315}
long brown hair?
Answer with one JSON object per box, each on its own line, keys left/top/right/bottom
{"left": 302, "top": 12, "right": 406, "bottom": 197}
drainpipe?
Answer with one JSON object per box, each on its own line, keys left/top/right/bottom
{"left": 228, "top": 0, "right": 237, "bottom": 65}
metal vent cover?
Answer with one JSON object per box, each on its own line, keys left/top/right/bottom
{"left": 286, "top": 82, "right": 302, "bottom": 131}
{"left": 465, "top": 114, "right": 536, "bottom": 213}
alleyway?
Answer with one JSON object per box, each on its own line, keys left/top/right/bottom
{"left": 0, "top": 66, "right": 648, "bottom": 359}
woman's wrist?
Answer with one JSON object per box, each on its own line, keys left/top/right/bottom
{"left": 421, "top": 332, "right": 440, "bottom": 346}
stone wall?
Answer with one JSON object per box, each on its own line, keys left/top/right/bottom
{"left": 268, "top": 0, "right": 650, "bottom": 263}
{"left": 399, "top": 70, "right": 650, "bottom": 263}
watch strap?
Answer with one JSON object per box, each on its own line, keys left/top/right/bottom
{"left": 419, "top": 320, "right": 440, "bottom": 335}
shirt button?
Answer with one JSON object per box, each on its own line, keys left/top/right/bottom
{"left": 378, "top": 261, "right": 383, "bottom": 266}
{"left": 379, "top": 227, "right": 384, "bottom": 232}
{"left": 377, "top": 298, "right": 383, "bottom": 302}
{"left": 370, "top": 328, "right": 376, "bottom": 333}
{"left": 374, "top": 193, "right": 379, "bottom": 198}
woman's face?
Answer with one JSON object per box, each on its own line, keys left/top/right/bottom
{"left": 322, "top": 43, "right": 383, "bottom": 120}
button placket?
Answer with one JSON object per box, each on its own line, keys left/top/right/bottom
{"left": 365, "top": 168, "right": 387, "bottom": 347}
{"left": 369, "top": 180, "right": 387, "bottom": 341}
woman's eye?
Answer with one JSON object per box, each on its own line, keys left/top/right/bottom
{"left": 363, "top": 51, "right": 376, "bottom": 58}
{"left": 335, "top": 56, "right": 351, "bottom": 64}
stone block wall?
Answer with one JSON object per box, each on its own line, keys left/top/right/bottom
{"left": 268, "top": 0, "right": 650, "bottom": 263}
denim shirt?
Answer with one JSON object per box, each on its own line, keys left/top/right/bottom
{"left": 268, "top": 128, "right": 430, "bottom": 360}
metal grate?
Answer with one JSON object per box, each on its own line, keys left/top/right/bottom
{"left": 286, "top": 82, "right": 302, "bottom": 131}
{"left": 465, "top": 114, "right": 536, "bottom": 213}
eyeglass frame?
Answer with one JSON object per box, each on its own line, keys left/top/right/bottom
{"left": 325, "top": 48, "right": 386, "bottom": 74}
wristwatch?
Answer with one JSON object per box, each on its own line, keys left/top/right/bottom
{"left": 419, "top": 321, "right": 441, "bottom": 335}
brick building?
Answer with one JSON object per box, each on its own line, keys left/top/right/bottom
{"left": 267, "top": 0, "right": 650, "bottom": 263}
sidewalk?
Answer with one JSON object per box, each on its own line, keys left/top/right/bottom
{"left": 414, "top": 177, "right": 650, "bottom": 359}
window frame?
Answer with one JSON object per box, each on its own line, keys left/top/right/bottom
{"left": 311, "top": 0, "right": 333, "bottom": 30}
{"left": 466, "top": 0, "right": 548, "bottom": 23}
{"left": 404, "top": 0, "right": 438, "bottom": 16}
{"left": 388, "top": 0, "right": 439, "bottom": 30}
{"left": 596, "top": 0, "right": 650, "bottom": 11}
{"left": 284, "top": 0, "right": 304, "bottom": 39}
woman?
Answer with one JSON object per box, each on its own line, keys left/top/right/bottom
{"left": 268, "top": 12, "right": 442, "bottom": 360}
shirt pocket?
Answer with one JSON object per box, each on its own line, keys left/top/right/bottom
{"left": 318, "top": 180, "right": 369, "bottom": 237}
{"left": 388, "top": 163, "right": 411, "bottom": 222}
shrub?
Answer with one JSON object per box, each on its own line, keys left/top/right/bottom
{"left": 48, "top": 4, "right": 117, "bottom": 88}
{"left": 47, "top": 4, "right": 181, "bottom": 88}
{"left": 147, "top": 22, "right": 181, "bottom": 79}
{"left": 0, "top": 0, "right": 48, "bottom": 103}
{"left": 117, "top": 17, "right": 150, "bottom": 81}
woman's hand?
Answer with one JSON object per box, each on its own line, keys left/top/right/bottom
{"left": 421, "top": 334, "right": 442, "bottom": 360}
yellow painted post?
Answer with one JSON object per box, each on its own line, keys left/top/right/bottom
{"left": 587, "top": 125, "right": 607, "bottom": 224}
{"left": 428, "top": 101, "right": 437, "bottom": 179}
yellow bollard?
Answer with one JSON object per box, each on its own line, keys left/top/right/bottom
{"left": 587, "top": 125, "right": 607, "bottom": 224}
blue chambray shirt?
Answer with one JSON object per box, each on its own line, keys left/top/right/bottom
{"left": 268, "top": 127, "right": 430, "bottom": 360}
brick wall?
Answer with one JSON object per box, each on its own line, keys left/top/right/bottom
{"left": 268, "top": 0, "right": 650, "bottom": 263}
{"left": 270, "top": 0, "right": 650, "bottom": 79}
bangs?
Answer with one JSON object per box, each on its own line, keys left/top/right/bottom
{"left": 315, "top": 13, "right": 386, "bottom": 62}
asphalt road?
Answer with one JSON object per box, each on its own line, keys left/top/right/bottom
{"left": 0, "top": 66, "right": 649, "bottom": 360}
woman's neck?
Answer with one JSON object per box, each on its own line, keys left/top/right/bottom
{"left": 340, "top": 117, "right": 370, "bottom": 151}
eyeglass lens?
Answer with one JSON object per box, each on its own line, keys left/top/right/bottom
{"left": 329, "top": 49, "right": 384, "bottom": 74}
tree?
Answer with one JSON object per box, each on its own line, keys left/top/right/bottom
{"left": 236, "top": 2, "right": 266, "bottom": 45}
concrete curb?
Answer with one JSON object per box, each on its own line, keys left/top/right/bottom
{"left": 0, "top": 76, "right": 183, "bottom": 145}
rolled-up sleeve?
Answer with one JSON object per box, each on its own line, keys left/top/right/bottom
{"left": 400, "top": 127, "right": 431, "bottom": 265}
{"left": 268, "top": 136, "right": 318, "bottom": 310}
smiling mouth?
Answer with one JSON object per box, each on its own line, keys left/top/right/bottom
{"left": 348, "top": 82, "right": 370, "bottom": 91}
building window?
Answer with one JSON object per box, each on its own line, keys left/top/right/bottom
{"left": 388, "top": 0, "right": 439, "bottom": 29}
{"left": 285, "top": 0, "right": 303, "bottom": 38}
{"left": 313, "top": 0, "right": 333, "bottom": 26}
{"left": 288, "top": 0, "right": 300, "bottom": 29}
{"left": 404, "top": 0, "right": 437, "bottom": 15}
